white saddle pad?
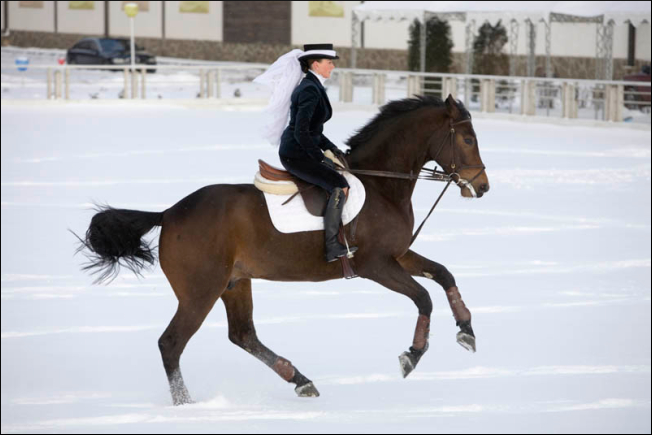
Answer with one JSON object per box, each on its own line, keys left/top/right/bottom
{"left": 262, "top": 172, "right": 366, "bottom": 234}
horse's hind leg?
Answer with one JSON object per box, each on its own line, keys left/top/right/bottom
{"left": 158, "top": 277, "right": 228, "bottom": 406}
{"left": 398, "top": 249, "right": 475, "bottom": 353}
{"left": 221, "top": 279, "right": 319, "bottom": 398}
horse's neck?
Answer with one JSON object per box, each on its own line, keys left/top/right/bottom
{"left": 350, "top": 151, "right": 421, "bottom": 209}
{"left": 348, "top": 116, "right": 436, "bottom": 209}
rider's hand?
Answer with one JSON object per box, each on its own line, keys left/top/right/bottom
{"left": 330, "top": 148, "right": 347, "bottom": 166}
{"left": 322, "top": 157, "right": 339, "bottom": 170}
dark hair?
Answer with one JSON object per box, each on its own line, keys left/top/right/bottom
{"left": 300, "top": 58, "right": 322, "bottom": 74}
{"left": 346, "top": 95, "right": 470, "bottom": 151}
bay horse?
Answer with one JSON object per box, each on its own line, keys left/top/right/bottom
{"left": 76, "top": 94, "right": 490, "bottom": 405}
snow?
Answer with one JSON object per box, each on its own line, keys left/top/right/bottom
{"left": 2, "top": 58, "right": 651, "bottom": 432}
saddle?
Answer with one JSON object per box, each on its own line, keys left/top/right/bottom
{"left": 256, "top": 160, "right": 328, "bottom": 216}
{"left": 255, "top": 150, "right": 345, "bottom": 217}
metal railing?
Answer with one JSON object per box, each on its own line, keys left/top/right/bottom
{"left": 334, "top": 68, "right": 650, "bottom": 123}
{"left": 4, "top": 62, "right": 650, "bottom": 123}
{"left": 34, "top": 63, "right": 266, "bottom": 100}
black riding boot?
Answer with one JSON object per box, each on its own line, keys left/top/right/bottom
{"left": 324, "top": 187, "right": 358, "bottom": 262}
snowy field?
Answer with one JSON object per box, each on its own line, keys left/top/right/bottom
{"left": 1, "top": 97, "right": 651, "bottom": 433}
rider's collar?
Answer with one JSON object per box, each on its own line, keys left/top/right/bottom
{"left": 309, "top": 70, "right": 328, "bottom": 86}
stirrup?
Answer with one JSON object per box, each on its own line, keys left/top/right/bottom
{"left": 325, "top": 245, "right": 357, "bottom": 262}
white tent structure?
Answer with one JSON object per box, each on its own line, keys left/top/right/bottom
{"left": 352, "top": 1, "right": 651, "bottom": 80}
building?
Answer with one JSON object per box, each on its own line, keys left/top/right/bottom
{"left": 1, "top": 1, "right": 650, "bottom": 79}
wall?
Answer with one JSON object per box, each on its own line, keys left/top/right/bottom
{"left": 223, "top": 1, "right": 289, "bottom": 45}
{"left": 164, "top": 1, "right": 222, "bottom": 41}
{"left": 109, "top": 1, "right": 163, "bottom": 38}
{"left": 361, "top": 16, "right": 651, "bottom": 62}
{"left": 291, "top": 1, "right": 359, "bottom": 49}
{"left": 635, "top": 22, "right": 650, "bottom": 61}
{"left": 1, "top": 2, "right": 649, "bottom": 74}
{"left": 57, "top": 1, "right": 104, "bottom": 35}
{"left": 8, "top": 0, "right": 54, "bottom": 32}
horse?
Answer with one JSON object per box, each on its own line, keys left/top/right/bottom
{"left": 75, "top": 94, "right": 490, "bottom": 405}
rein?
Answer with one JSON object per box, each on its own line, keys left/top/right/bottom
{"left": 336, "top": 118, "right": 486, "bottom": 247}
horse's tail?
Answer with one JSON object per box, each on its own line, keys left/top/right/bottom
{"left": 72, "top": 206, "right": 165, "bottom": 284}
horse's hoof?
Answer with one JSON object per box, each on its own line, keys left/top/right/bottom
{"left": 171, "top": 389, "right": 195, "bottom": 406}
{"left": 456, "top": 331, "right": 476, "bottom": 353}
{"left": 295, "top": 382, "right": 320, "bottom": 398}
{"left": 172, "top": 396, "right": 195, "bottom": 406}
{"left": 399, "top": 351, "right": 415, "bottom": 378}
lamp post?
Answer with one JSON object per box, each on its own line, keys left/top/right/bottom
{"left": 124, "top": 3, "right": 139, "bottom": 98}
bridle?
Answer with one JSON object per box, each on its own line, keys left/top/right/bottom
{"left": 336, "top": 117, "right": 486, "bottom": 247}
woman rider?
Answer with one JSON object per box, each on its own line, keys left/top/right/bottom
{"left": 255, "top": 44, "right": 357, "bottom": 262}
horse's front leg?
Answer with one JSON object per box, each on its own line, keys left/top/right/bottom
{"left": 359, "top": 257, "right": 432, "bottom": 378}
{"left": 397, "top": 249, "right": 476, "bottom": 353}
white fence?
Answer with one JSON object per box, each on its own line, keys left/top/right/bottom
{"left": 336, "top": 69, "right": 650, "bottom": 123}
{"left": 5, "top": 62, "right": 651, "bottom": 124}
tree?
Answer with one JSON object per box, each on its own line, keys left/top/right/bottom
{"left": 408, "top": 17, "right": 453, "bottom": 73}
{"left": 472, "top": 20, "right": 509, "bottom": 76}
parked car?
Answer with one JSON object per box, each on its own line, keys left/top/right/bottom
{"left": 623, "top": 65, "right": 650, "bottom": 111}
{"left": 66, "top": 37, "right": 157, "bottom": 72}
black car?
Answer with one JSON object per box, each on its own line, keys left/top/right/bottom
{"left": 66, "top": 37, "right": 157, "bottom": 72}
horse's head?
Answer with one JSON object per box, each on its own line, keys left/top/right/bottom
{"left": 429, "top": 94, "right": 490, "bottom": 198}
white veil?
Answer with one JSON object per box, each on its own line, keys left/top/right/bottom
{"left": 253, "top": 49, "right": 305, "bottom": 146}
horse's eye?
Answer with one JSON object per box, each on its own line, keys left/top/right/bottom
{"left": 464, "top": 138, "right": 473, "bottom": 146}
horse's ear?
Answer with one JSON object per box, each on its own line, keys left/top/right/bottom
{"left": 445, "top": 94, "right": 460, "bottom": 119}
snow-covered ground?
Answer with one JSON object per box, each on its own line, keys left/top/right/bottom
{"left": 2, "top": 73, "right": 651, "bottom": 432}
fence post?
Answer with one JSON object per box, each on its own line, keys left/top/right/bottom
{"left": 199, "top": 69, "right": 205, "bottom": 99}
{"left": 65, "top": 68, "right": 70, "bottom": 100}
{"left": 528, "top": 80, "right": 536, "bottom": 115}
{"left": 123, "top": 68, "right": 129, "bottom": 99}
{"left": 215, "top": 68, "right": 221, "bottom": 98}
{"left": 489, "top": 79, "right": 495, "bottom": 112}
{"left": 605, "top": 85, "right": 613, "bottom": 121}
{"left": 54, "top": 70, "right": 62, "bottom": 99}
{"left": 442, "top": 77, "right": 457, "bottom": 99}
{"left": 131, "top": 69, "right": 138, "bottom": 99}
{"left": 479, "top": 79, "right": 485, "bottom": 112}
{"left": 47, "top": 68, "right": 53, "bottom": 99}
{"left": 347, "top": 72, "right": 354, "bottom": 102}
{"left": 480, "top": 79, "right": 495, "bottom": 113}
{"left": 521, "top": 80, "right": 536, "bottom": 116}
{"left": 407, "top": 75, "right": 421, "bottom": 98}
{"left": 207, "top": 69, "right": 214, "bottom": 99}
{"left": 373, "top": 73, "right": 386, "bottom": 105}
{"left": 141, "top": 67, "right": 146, "bottom": 99}
{"left": 605, "top": 84, "right": 624, "bottom": 122}
{"left": 339, "top": 72, "right": 353, "bottom": 103}
{"left": 562, "top": 82, "right": 578, "bottom": 119}
{"left": 615, "top": 84, "right": 624, "bottom": 122}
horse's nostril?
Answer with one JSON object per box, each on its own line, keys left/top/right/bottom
{"left": 479, "top": 183, "right": 490, "bottom": 193}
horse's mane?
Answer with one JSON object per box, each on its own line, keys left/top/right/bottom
{"left": 346, "top": 95, "right": 469, "bottom": 151}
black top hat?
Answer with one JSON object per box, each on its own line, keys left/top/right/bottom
{"left": 299, "top": 44, "right": 339, "bottom": 60}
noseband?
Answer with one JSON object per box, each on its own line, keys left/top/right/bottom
{"left": 424, "top": 118, "right": 486, "bottom": 192}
